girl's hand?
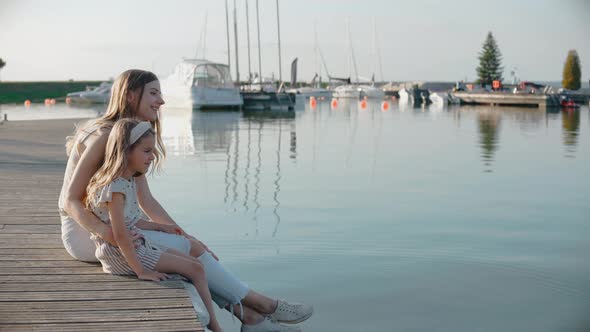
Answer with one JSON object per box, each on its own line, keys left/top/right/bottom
{"left": 160, "top": 224, "right": 184, "bottom": 235}
{"left": 137, "top": 269, "right": 170, "bottom": 282}
{"left": 129, "top": 229, "right": 144, "bottom": 248}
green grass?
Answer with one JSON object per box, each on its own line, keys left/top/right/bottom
{"left": 0, "top": 81, "right": 104, "bottom": 104}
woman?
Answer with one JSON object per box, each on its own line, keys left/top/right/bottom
{"left": 59, "top": 69, "right": 312, "bottom": 332}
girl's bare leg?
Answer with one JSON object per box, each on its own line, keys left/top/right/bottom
{"left": 186, "top": 239, "right": 278, "bottom": 317}
{"left": 154, "top": 249, "right": 223, "bottom": 332}
{"left": 241, "top": 290, "right": 278, "bottom": 315}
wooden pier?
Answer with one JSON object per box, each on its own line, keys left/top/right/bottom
{"left": 452, "top": 91, "right": 560, "bottom": 108}
{"left": 0, "top": 119, "right": 203, "bottom": 331}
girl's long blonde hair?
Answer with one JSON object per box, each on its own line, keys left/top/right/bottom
{"left": 66, "top": 69, "right": 166, "bottom": 171}
{"left": 85, "top": 119, "right": 159, "bottom": 209}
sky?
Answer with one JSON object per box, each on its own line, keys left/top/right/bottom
{"left": 0, "top": 0, "right": 589, "bottom": 82}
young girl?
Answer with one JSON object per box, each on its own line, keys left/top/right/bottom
{"left": 85, "top": 119, "right": 223, "bottom": 332}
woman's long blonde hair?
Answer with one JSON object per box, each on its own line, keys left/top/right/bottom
{"left": 66, "top": 69, "right": 166, "bottom": 171}
{"left": 85, "top": 119, "right": 159, "bottom": 209}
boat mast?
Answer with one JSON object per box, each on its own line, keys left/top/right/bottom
{"left": 245, "top": 0, "right": 252, "bottom": 82}
{"left": 203, "top": 12, "right": 208, "bottom": 59}
{"left": 314, "top": 20, "right": 319, "bottom": 87}
{"left": 194, "top": 11, "right": 208, "bottom": 59}
{"left": 373, "top": 18, "right": 383, "bottom": 83}
{"left": 233, "top": 0, "right": 240, "bottom": 84}
{"left": 347, "top": 19, "right": 359, "bottom": 83}
{"left": 225, "top": 0, "right": 231, "bottom": 69}
{"left": 256, "top": 0, "right": 262, "bottom": 88}
{"left": 276, "top": 0, "right": 283, "bottom": 83}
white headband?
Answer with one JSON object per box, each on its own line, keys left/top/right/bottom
{"left": 129, "top": 121, "right": 152, "bottom": 144}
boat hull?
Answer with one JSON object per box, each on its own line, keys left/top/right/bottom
{"left": 241, "top": 92, "right": 296, "bottom": 111}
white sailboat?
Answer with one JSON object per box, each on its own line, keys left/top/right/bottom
{"left": 332, "top": 20, "right": 384, "bottom": 100}
{"left": 359, "top": 85, "right": 384, "bottom": 99}
{"left": 333, "top": 84, "right": 360, "bottom": 99}
{"left": 161, "top": 59, "right": 242, "bottom": 109}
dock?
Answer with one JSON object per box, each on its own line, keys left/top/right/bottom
{"left": 0, "top": 119, "right": 203, "bottom": 331}
{"left": 452, "top": 91, "right": 560, "bottom": 108}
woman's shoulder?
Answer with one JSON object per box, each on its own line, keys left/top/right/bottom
{"left": 80, "top": 121, "right": 114, "bottom": 151}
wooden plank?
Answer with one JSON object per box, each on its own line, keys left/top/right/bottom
{"left": 0, "top": 274, "right": 140, "bottom": 283}
{"left": 0, "top": 280, "right": 184, "bottom": 292}
{"left": 0, "top": 224, "right": 60, "bottom": 234}
{"left": 0, "top": 288, "right": 189, "bottom": 301}
{"left": 0, "top": 239, "right": 64, "bottom": 249}
{"left": 0, "top": 260, "right": 99, "bottom": 268}
{"left": 0, "top": 267, "right": 104, "bottom": 275}
{"left": 0, "top": 297, "right": 194, "bottom": 312}
{"left": 0, "top": 248, "right": 69, "bottom": 255}
{"left": 0, "top": 233, "right": 60, "bottom": 239}
{"left": 0, "top": 307, "right": 198, "bottom": 324}
{"left": 0, "top": 320, "right": 203, "bottom": 332}
{"left": 0, "top": 218, "right": 61, "bottom": 225}
{"left": 0, "top": 254, "right": 76, "bottom": 261}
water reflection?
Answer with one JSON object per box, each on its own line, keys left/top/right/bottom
{"left": 561, "top": 110, "right": 580, "bottom": 158}
{"left": 159, "top": 108, "right": 195, "bottom": 156}
{"left": 477, "top": 111, "right": 501, "bottom": 172}
{"left": 157, "top": 103, "right": 588, "bottom": 239}
{"left": 159, "top": 107, "right": 297, "bottom": 238}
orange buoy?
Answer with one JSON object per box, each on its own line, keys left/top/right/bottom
{"left": 50, "top": 99, "right": 56, "bottom": 105}
{"left": 24, "top": 100, "right": 32, "bottom": 107}
{"left": 309, "top": 96, "right": 317, "bottom": 109}
{"left": 381, "top": 101, "right": 390, "bottom": 112}
{"left": 360, "top": 99, "right": 368, "bottom": 110}
{"left": 44, "top": 98, "right": 51, "bottom": 105}
{"left": 331, "top": 98, "right": 338, "bottom": 109}
{"left": 65, "top": 97, "right": 72, "bottom": 104}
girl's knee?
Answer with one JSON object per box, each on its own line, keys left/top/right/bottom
{"left": 189, "top": 260, "right": 205, "bottom": 278}
{"left": 189, "top": 240, "right": 206, "bottom": 257}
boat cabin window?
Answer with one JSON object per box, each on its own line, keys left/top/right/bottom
{"left": 193, "top": 64, "right": 234, "bottom": 89}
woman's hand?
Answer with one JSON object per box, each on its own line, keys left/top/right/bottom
{"left": 159, "top": 224, "right": 184, "bottom": 235}
{"left": 137, "top": 269, "right": 170, "bottom": 282}
{"left": 99, "top": 227, "right": 142, "bottom": 248}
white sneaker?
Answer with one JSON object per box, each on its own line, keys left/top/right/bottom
{"left": 268, "top": 299, "right": 313, "bottom": 324}
{"left": 240, "top": 316, "right": 302, "bottom": 332}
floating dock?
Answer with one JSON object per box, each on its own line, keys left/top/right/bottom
{"left": 0, "top": 119, "right": 204, "bottom": 331}
{"left": 452, "top": 92, "right": 560, "bottom": 108}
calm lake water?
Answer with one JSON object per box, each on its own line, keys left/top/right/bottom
{"left": 3, "top": 100, "right": 589, "bottom": 331}
{"left": 152, "top": 100, "right": 590, "bottom": 332}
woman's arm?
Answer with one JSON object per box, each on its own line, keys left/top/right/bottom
{"left": 136, "top": 175, "right": 181, "bottom": 227}
{"left": 135, "top": 174, "right": 220, "bottom": 261}
{"left": 109, "top": 193, "right": 168, "bottom": 282}
{"left": 135, "top": 219, "right": 183, "bottom": 235}
{"left": 63, "top": 130, "right": 116, "bottom": 245}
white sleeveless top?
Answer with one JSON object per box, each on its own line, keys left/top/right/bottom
{"left": 58, "top": 122, "right": 106, "bottom": 262}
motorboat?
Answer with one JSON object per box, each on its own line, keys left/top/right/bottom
{"left": 66, "top": 82, "right": 112, "bottom": 104}
{"left": 161, "top": 59, "right": 242, "bottom": 109}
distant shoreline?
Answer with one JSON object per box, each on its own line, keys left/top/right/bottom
{"left": 0, "top": 81, "right": 104, "bottom": 104}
